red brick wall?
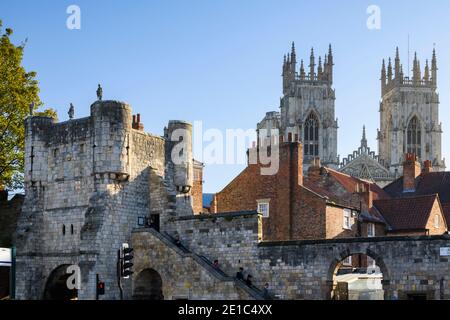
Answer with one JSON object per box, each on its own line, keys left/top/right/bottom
{"left": 291, "top": 187, "right": 327, "bottom": 240}
{"left": 213, "top": 142, "right": 328, "bottom": 241}
{"left": 325, "top": 206, "right": 356, "bottom": 239}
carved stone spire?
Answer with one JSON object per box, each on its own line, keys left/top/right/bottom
{"left": 432, "top": 48, "right": 438, "bottom": 87}
{"left": 361, "top": 125, "right": 368, "bottom": 149}
{"left": 300, "top": 59, "right": 306, "bottom": 80}
{"left": 387, "top": 58, "right": 393, "bottom": 82}
{"left": 395, "top": 47, "right": 401, "bottom": 79}
{"left": 318, "top": 56, "right": 323, "bottom": 80}
{"left": 381, "top": 59, "right": 387, "bottom": 95}
{"left": 309, "top": 48, "right": 315, "bottom": 80}
{"left": 424, "top": 59, "right": 430, "bottom": 82}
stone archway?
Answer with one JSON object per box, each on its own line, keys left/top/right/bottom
{"left": 325, "top": 249, "right": 390, "bottom": 300}
{"left": 43, "top": 265, "right": 78, "bottom": 300}
{"left": 133, "top": 268, "right": 164, "bottom": 300}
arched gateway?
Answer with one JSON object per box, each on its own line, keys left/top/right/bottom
{"left": 133, "top": 268, "right": 164, "bottom": 300}
{"left": 43, "top": 265, "right": 78, "bottom": 300}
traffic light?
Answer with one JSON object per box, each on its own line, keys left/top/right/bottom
{"left": 97, "top": 281, "right": 105, "bottom": 295}
{"left": 121, "top": 243, "right": 134, "bottom": 278}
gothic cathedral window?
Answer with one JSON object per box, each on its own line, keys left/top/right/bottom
{"left": 304, "top": 113, "right": 319, "bottom": 156}
{"left": 407, "top": 116, "right": 421, "bottom": 159}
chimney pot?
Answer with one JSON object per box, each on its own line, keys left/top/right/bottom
{"left": 423, "top": 160, "right": 433, "bottom": 174}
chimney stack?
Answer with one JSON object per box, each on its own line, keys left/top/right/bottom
{"left": 356, "top": 182, "right": 373, "bottom": 209}
{"left": 132, "top": 113, "right": 144, "bottom": 131}
{"left": 308, "top": 157, "right": 322, "bottom": 177}
{"left": 423, "top": 160, "right": 433, "bottom": 174}
{"left": 403, "top": 153, "right": 421, "bottom": 192}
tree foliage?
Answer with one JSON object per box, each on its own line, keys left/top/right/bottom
{"left": 0, "top": 20, "right": 56, "bottom": 190}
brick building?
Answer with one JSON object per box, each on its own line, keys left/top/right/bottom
{"left": 211, "top": 138, "right": 386, "bottom": 241}
{"left": 211, "top": 143, "right": 449, "bottom": 242}
{"left": 374, "top": 154, "right": 450, "bottom": 235}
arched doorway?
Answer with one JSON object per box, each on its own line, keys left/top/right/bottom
{"left": 133, "top": 268, "right": 164, "bottom": 300}
{"left": 43, "top": 265, "right": 78, "bottom": 300}
{"left": 328, "top": 252, "right": 389, "bottom": 301}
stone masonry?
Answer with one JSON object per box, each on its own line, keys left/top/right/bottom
{"left": 15, "top": 100, "right": 196, "bottom": 300}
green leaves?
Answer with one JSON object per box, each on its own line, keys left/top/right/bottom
{"left": 0, "top": 20, "right": 56, "bottom": 190}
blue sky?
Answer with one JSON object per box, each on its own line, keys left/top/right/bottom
{"left": 2, "top": 0, "right": 450, "bottom": 193}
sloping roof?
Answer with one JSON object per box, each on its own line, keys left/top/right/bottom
{"left": 303, "top": 168, "right": 390, "bottom": 221}
{"left": 384, "top": 172, "right": 450, "bottom": 204}
{"left": 373, "top": 194, "right": 438, "bottom": 231}
{"left": 442, "top": 203, "right": 450, "bottom": 227}
{"left": 326, "top": 168, "right": 389, "bottom": 201}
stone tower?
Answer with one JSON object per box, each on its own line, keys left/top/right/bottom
{"left": 15, "top": 99, "right": 196, "bottom": 300}
{"left": 378, "top": 47, "right": 445, "bottom": 174}
{"left": 277, "top": 43, "right": 338, "bottom": 170}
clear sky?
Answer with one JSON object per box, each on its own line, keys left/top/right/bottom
{"left": 1, "top": 0, "right": 449, "bottom": 193}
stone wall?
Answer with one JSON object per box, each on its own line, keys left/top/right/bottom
{"left": 165, "top": 212, "right": 261, "bottom": 278}
{"left": 135, "top": 214, "right": 450, "bottom": 300}
{"left": 131, "top": 229, "right": 254, "bottom": 300}
{"left": 15, "top": 100, "right": 191, "bottom": 300}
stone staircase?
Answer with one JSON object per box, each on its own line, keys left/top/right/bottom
{"left": 146, "top": 228, "right": 267, "bottom": 300}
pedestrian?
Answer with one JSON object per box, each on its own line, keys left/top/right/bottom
{"left": 246, "top": 274, "right": 253, "bottom": 287}
{"left": 236, "top": 267, "right": 244, "bottom": 280}
{"left": 174, "top": 234, "right": 182, "bottom": 247}
{"left": 213, "top": 260, "right": 219, "bottom": 269}
{"left": 262, "top": 283, "right": 271, "bottom": 299}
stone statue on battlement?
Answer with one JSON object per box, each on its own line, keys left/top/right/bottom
{"left": 68, "top": 103, "right": 75, "bottom": 120}
{"left": 97, "top": 84, "right": 103, "bottom": 101}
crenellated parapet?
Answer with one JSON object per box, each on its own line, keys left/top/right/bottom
{"left": 381, "top": 47, "right": 438, "bottom": 96}
{"left": 282, "top": 43, "right": 334, "bottom": 95}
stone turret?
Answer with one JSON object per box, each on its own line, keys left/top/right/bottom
{"left": 91, "top": 100, "right": 132, "bottom": 179}
{"left": 166, "top": 120, "right": 193, "bottom": 194}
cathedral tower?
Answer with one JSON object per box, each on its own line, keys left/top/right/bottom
{"left": 378, "top": 47, "right": 445, "bottom": 174}
{"left": 279, "top": 43, "right": 339, "bottom": 169}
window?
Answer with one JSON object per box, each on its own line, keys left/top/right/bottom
{"left": 435, "top": 215, "right": 440, "bottom": 229}
{"left": 71, "top": 224, "right": 74, "bottom": 235}
{"left": 343, "top": 209, "right": 352, "bottom": 229}
{"left": 80, "top": 144, "right": 85, "bottom": 153}
{"left": 304, "top": 113, "right": 319, "bottom": 157}
{"left": 367, "top": 223, "right": 375, "bottom": 237}
{"left": 342, "top": 256, "right": 352, "bottom": 266}
{"left": 257, "top": 201, "right": 270, "bottom": 218}
{"left": 407, "top": 116, "right": 422, "bottom": 159}
{"left": 62, "top": 224, "right": 66, "bottom": 236}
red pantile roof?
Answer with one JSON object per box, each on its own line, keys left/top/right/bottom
{"left": 304, "top": 168, "right": 389, "bottom": 225}
{"left": 326, "top": 168, "right": 389, "bottom": 201}
{"left": 373, "top": 194, "right": 439, "bottom": 231}
{"left": 384, "top": 172, "right": 450, "bottom": 204}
